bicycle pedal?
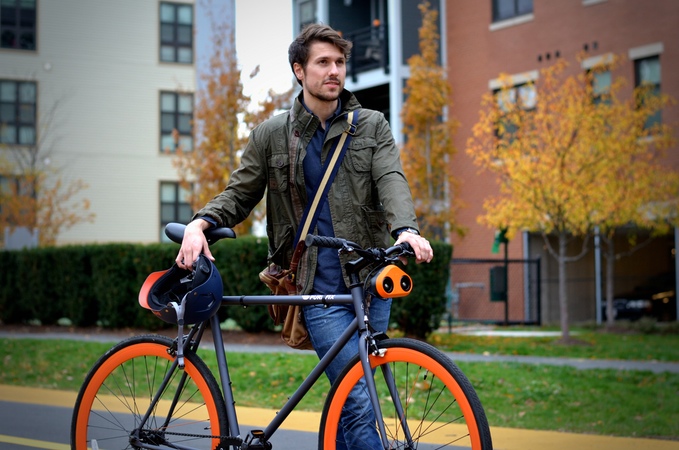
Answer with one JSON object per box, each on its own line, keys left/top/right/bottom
{"left": 242, "top": 430, "right": 272, "bottom": 450}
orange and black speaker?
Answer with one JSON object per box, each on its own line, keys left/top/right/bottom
{"left": 369, "top": 265, "right": 413, "bottom": 298}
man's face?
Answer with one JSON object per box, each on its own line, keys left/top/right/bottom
{"left": 294, "top": 41, "right": 346, "bottom": 103}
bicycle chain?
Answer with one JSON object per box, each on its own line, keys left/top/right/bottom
{"left": 143, "top": 429, "right": 242, "bottom": 447}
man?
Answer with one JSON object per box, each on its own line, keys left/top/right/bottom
{"left": 177, "top": 23, "right": 433, "bottom": 449}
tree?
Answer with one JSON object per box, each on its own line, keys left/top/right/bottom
{"left": 466, "top": 56, "right": 676, "bottom": 341}
{"left": 171, "top": 11, "right": 293, "bottom": 236}
{"left": 401, "top": 1, "right": 462, "bottom": 241}
{"left": 0, "top": 99, "right": 94, "bottom": 247}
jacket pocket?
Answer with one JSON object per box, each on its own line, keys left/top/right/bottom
{"left": 269, "top": 224, "right": 293, "bottom": 266}
{"left": 346, "top": 137, "right": 375, "bottom": 173}
{"left": 268, "top": 152, "right": 289, "bottom": 193}
{"left": 361, "top": 205, "right": 389, "bottom": 249}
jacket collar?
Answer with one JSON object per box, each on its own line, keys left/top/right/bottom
{"left": 290, "top": 89, "right": 360, "bottom": 124}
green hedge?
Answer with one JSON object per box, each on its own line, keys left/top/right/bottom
{"left": 391, "top": 240, "right": 453, "bottom": 339}
{"left": 0, "top": 238, "right": 451, "bottom": 338}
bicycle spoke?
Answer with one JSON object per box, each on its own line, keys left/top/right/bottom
{"left": 72, "top": 336, "right": 227, "bottom": 450}
{"left": 320, "top": 339, "right": 492, "bottom": 450}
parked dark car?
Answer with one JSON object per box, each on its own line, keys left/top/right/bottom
{"left": 603, "top": 273, "right": 677, "bottom": 322}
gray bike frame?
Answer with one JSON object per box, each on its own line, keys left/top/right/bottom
{"left": 143, "top": 284, "right": 408, "bottom": 449}
{"left": 211, "top": 283, "right": 395, "bottom": 448}
{"left": 139, "top": 223, "right": 411, "bottom": 449}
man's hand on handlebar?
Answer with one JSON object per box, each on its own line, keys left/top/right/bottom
{"left": 176, "top": 219, "right": 215, "bottom": 270}
{"left": 395, "top": 231, "right": 433, "bottom": 264}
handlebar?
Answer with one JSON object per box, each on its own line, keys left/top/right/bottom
{"left": 305, "top": 234, "right": 414, "bottom": 261}
{"left": 164, "top": 223, "right": 413, "bottom": 266}
{"left": 304, "top": 234, "right": 355, "bottom": 250}
{"left": 305, "top": 233, "right": 415, "bottom": 289}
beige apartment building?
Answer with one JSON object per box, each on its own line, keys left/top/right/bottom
{"left": 1, "top": 0, "right": 197, "bottom": 245}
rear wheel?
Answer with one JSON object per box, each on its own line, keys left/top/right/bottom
{"left": 71, "top": 335, "right": 228, "bottom": 450}
{"left": 319, "top": 338, "right": 492, "bottom": 449}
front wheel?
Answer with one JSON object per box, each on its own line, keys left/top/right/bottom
{"left": 71, "top": 334, "right": 228, "bottom": 450}
{"left": 319, "top": 338, "right": 493, "bottom": 450}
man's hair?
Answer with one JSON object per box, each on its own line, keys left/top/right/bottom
{"left": 288, "top": 24, "right": 353, "bottom": 86}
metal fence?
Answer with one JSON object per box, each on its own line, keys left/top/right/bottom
{"left": 447, "top": 258, "right": 541, "bottom": 325}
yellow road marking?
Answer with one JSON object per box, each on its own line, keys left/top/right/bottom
{"left": 0, "top": 434, "right": 69, "bottom": 450}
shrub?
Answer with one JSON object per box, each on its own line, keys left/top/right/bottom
{"left": 0, "top": 237, "right": 453, "bottom": 340}
{"left": 390, "top": 241, "right": 453, "bottom": 339}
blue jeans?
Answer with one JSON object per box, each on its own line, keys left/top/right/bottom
{"left": 303, "top": 297, "right": 392, "bottom": 450}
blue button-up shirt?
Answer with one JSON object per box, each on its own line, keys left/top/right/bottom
{"left": 301, "top": 98, "right": 348, "bottom": 295}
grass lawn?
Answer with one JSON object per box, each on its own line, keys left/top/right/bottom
{"left": 1, "top": 328, "right": 678, "bottom": 439}
{"left": 428, "top": 327, "right": 679, "bottom": 362}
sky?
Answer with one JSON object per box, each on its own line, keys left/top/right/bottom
{"left": 234, "top": 0, "right": 295, "bottom": 104}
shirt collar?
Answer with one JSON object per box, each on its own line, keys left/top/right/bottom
{"left": 300, "top": 95, "right": 342, "bottom": 125}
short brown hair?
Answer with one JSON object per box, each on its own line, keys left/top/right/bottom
{"left": 288, "top": 24, "right": 352, "bottom": 86}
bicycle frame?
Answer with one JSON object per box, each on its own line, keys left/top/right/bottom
{"left": 132, "top": 285, "right": 409, "bottom": 449}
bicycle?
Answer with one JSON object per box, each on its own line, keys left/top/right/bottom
{"left": 71, "top": 222, "right": 493, "bottom": 450}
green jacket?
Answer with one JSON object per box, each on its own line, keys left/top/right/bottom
{"left": 195, "top": 89, "right": 418, "bottom": 293}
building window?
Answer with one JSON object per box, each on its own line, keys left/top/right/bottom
{"left": 159, "top": 2, "right": 193, "bottom": 64}
{"left": 494, "top": 83, "right": 536, "bottom": 140}
{"left": 0, "top": 175, "right": 14, "bottom": 218}
{"left": 496, "top": 83, "right": 537, "bottom": 111}
{"left": 160, "top": 181, "right": 193, "bottom": 241}
{"left": 582, "top": 53, "right": 613, "bottom": 105}
{"left": 492, "top": 0, "right": 533, "bottom": 22}
{"left": 298, "top": 0, "right": 316, "bottom": 32}
{"left": 0, "top": 0, "right": 36, "bottom": 50}
{"left": 634, "top": 55, "right": 661, "bottom": 129}
{"left": 0, "top": 80, "right": 36, "bottom": 145}
{"left": 591, "top": 69, "right": 611, "bottom": 105}
{"left": 0, "top": 174, "right": 31, "bottom": 226}
{"left": 160, "top": 91, "right": 193, "bottom": 153}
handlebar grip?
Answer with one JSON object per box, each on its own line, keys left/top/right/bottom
{"left": 386, "top": 242, "right": 415, "bottom": 257}
{"left": 399, "top": 242, "right": 414, "bottom": 254}
{"left": 305, "top": 234, "right": 349, "bottom": 249}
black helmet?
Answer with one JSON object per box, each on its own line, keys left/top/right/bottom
{"left": 139, "top": 254, "right": 223, "bottom": 324}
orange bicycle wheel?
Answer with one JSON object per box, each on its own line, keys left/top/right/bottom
{"left": 319, "top": 338, "right": 493, "bottom": 450}
{"left": 71, "top": 335, "right": 228, "bottom": 450}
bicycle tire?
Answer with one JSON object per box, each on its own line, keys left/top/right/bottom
{"left": 71, "top": 334, "right": 228, "bottom": 450}
{"left": 319, "top": 338, "right": 493, "bottom": 450}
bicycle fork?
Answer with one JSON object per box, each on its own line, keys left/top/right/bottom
{"left": 351, "top": 285, "right": 416, "bottom": 450}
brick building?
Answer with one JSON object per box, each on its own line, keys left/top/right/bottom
{"left": 446, "top": 0, "right": 679, "bottom": 324}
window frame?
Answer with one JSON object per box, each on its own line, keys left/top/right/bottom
{"left": 159, "top": 90, "right": 193, "bottom": 153}
{"left": 0, "top": 79, "right": 37, "bottom": 146}
{"left": 489, "top": 71, "right": 539, "bottom": 143}
{"left": 159, "top": 1, "right": 194, "bottom": 64}
{"left": 582, "top": 54, "right": 614, "bottom": 106}
{"left": 634, "top": 55, "right": 661, "bottom": 129}
{"left": 159, "top": 181, "right": 193, "bottom": 242}
{"left": 492, "top": 82, "right": 537, "bottom": 143}
{"left": 492, "top": 0, "right": 533, "bottom": 23}
{"left": 0, "top": 0, "right": 37, "bottom": 51}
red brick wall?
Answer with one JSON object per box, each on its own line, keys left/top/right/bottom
{"left": 446, "top": 0, "right": 679, "bottom": 261}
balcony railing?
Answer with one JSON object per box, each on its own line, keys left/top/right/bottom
{"left": 344, "top": 24, "right": 389, "bottom": 82}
